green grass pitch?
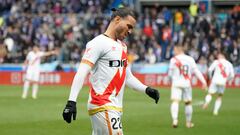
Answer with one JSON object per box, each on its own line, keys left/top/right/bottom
{"left": 0, "top": 85, "right": 240, "bottom": 135}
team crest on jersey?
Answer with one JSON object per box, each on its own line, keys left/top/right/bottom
{"left": 84, "top": 48, "right": 91, "bottom": 58}
{"left": 112, "top": 46, "right": 116, "bottom": 51}
{"left": 118, "top": 40, "right": 127, "bottom": 53}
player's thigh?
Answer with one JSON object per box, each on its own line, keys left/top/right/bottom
{"left": 32, "top": 71, "right": 40, "bottom": 82}
{"left": 216, "top": 85, "right": 225, "bottom": 94}
{"left": 26, "top": 70, "right": 34, "bottom": 80}
{"left": 171, "top": 86, "right": 182, "bottom": 101}
{"left": 208, "top": 83, "right": 217, "bottom": 94}
{"left": 183, "top": 87, "right": 192, "bottom": 102}
{"left": 90, "top": 110, "right": 123, "bottom": 135}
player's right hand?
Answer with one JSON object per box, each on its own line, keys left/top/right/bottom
{"left": 62, "top": 101, "right": 77, "bottom": 123}
{"left": 145, "top": 87, "right": 160, "bottom": 104}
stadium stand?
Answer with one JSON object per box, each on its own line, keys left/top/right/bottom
{"left": 0, "top": 0, "right": 239, "bottom": 68}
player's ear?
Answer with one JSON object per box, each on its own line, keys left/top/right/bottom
{"left": 114, "top": 16, "right": 121, "bottom": 23}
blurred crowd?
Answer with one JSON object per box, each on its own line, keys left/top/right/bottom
{"left": 130, "top": 3, "right": 240, "bottom": 68}
{"left": 0, "top": 0, "right": 240, "bottom": 67}
{"left": 0, "top": 0, "right": 112, "bottom": 64}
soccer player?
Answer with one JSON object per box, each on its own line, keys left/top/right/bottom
{"left": 168, "top": 44, "right": 207, "bottom": 128}
{"left": 202, "top": 52, "right": 234, "bottom": 115}
{"left": 22, "top": 45, "right": 57, "bottom": 99}
{"left": 62, "top": 7, "right": 160, "bottom": 135}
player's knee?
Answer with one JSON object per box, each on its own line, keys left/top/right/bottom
{"left": 172, "top": 99, "right": 180, "bottom": 103}
{"left": 218, "top": 93, "right": 223, "bottom": 97}
{"left": 217, "top": 96, "right": 222, "bottom": 100}
{"left": 185, "top": 101, "right": 192, "bottom": 105}
{"left": 208, "top": 93, "right": 214, "bottom": 96}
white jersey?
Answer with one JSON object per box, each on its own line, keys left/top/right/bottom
{"left": 209, "top": 59, "right": 234, "bottom": 85}
{"left": 168, "top": 54, "right": 201, "bottom": 87}
{"left": 26, "top": 51, "right": 44, "bottom": 72}
{"left": 82, "top": 35, "right": 128, "bottom": 115}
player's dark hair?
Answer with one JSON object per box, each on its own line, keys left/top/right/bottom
{"left": 110, "top": 7, "right": 137, "bottom": 20}
{"left": 174, "top": 43, "right": 184, "bottom": 48}
{"left": 33, "top": 44, "right": 40, "bottom": 48}
{"left": 218, "top": 51, "right": 227, "bottom": 58}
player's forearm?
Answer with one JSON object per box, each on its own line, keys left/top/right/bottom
{"left": 68, "top": 63, "right": 91, "bottom": 102}
{"left": 126, "top": 75, "right": 147, "bottom": 92}
{"left": 126, "top": 67, "right": 147, "bottom": 92}
{"left": 230, "top": 67, "right": 235, "bottom": 80}
{"left": 43, "top": 50, "right": 56, "bottom": 57}
{"left": 194, "top": 69, "right": 207, "bottom": 85}
{"left": 22, "top": 60, "right": 28, "bottom": 70}
{"left": 208, "top": 62, "right": 216, "bottom": 74}
{"left": 23, "top": 59, "right": 29, "bottom": 65}
{"left": 228, "top": 71, "right": 235, "bottom": 81}
{"left": 168, "top": 68, "right": 173, "bottom": 79}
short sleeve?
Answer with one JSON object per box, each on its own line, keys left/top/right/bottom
{"left": 82, "top": 41, "right": 103, "bottom": 64}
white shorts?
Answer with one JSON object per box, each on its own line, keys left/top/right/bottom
{"left": 26, "top": 69, "right": 40, "bottom": 82}
{"left": 90, "top": 110, "right": 123, "bottom": 135}
{"left": 171, "top": 86, "right": 192, "bottom": 102}
{"left": 208, "top": 83, "right": 225, "bottom": 94}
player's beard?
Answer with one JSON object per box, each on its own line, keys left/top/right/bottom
{"left": 115, "top": 26, "right": 127, "bottom": 41}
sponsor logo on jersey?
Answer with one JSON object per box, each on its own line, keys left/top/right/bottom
{"left": 109, "top": 59, "right": 128, "bottom": 67}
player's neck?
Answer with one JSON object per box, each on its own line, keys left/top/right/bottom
{"left": 175, "top": 51, "right": 184, "bottom": 56}
{"left": 103, "top": 32, "right": 116, "bottom": 41}
{"left": 104, "top": 23, "right": 117, "bottom": 41}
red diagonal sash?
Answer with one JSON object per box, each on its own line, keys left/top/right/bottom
{"left": 174, "top": 57, "right": 190, "bottom": 80}
{"left": 90, "top": 50, "right": 127, "bottom": 106}
{"left": 218, "top": 60, "right": 227, "bottom": 78}
{"left": 30, "top": 56, "right": 40, "bottom": 65}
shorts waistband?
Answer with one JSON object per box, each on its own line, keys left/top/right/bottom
{"left": 88, "top": 106, "right": 122, "bottom": 116}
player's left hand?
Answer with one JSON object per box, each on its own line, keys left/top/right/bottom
{"left": 62, "top": 101, "right": 77, "bottom": 123}
{"left": 145, "top": 87, "right": 160, "bottom": 104}
{"left": 202, "top": 83, "right": 208, "bottom": 91}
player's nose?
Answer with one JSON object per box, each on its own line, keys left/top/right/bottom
{"left": 128, "top": 29, "right": 132, "bottom": 35}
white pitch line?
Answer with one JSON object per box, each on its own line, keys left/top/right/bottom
{"left": 192, "top": 100, "right": 205, "bottom": 106}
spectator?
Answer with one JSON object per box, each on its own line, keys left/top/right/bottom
{"left": 145, "top": 48, "right": 156, "bottom": 64}
{"left": 189, "top": 2, "right": 198, "bottom": 17}
{"left": 0, "top": 0, "right": 239, "bottom": 69}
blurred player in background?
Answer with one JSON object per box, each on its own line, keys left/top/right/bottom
{"left": 168, "top": 44, "right": 207, "bottom": 128}
{"left": 202, "top": 52, "right": 235, "bottom": 115}
{"left": 62, "top": 7, "right": 160, "bottom": 135}
{"left": 22, "top": 45, "right": 57, "bottom": 99}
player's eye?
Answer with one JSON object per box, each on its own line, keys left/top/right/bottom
{"left": 127, "top": 24, "right": 133, "bottom": 30}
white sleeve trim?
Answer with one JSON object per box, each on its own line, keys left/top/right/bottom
{"left": 68, "top": 63, "right": 91, "bottom": 101}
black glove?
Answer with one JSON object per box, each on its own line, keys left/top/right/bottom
{"left": 145, "top": 87, "right": 160, "bottom": 104}
{"left": 62, "top": 101, "right": 77, "bottom": 123}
